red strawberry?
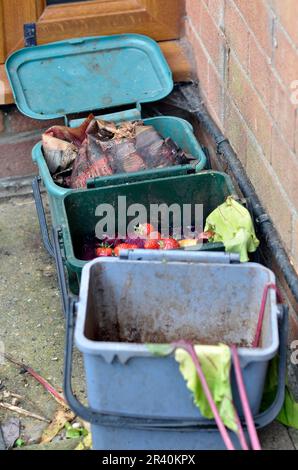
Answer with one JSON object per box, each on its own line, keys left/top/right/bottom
{"left": 144, "top": 239, "right": 160, "bottom": 250}
{"left": 159, "top": 238, "right": 180, "bottom": 250}
{"left": 95, "top": 247, "right": 113, "bottom": 257}
{"left": 135, "top": 224, "right": 159, "bottom": 240}
{"left": 114, "top": 243, "right": 139, "bottom": 257}
{"left": 148, "top": 231, "right": 162, "bottom": 240}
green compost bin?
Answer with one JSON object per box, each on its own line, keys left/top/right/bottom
{"left": 31, "top": 116, "right": 206, "bottom": 228}
{"left": 6, "top": 34, "right": 207, "bottom": 228}
{"left": 59, "top": 171, "right": 237, "bottom": 294}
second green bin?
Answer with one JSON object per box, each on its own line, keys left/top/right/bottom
{"left": 58, "top": 170, "right": 238, "bottom": 293}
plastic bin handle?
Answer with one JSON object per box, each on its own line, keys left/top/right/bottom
{"left": 253, "top": 304, "right": 288, "bottom": 429}
{"left": 52, "top": 227, "right": 71, "bottom": 318}
{"left": 63, "top": 295, "right": 288, "bottom": 430}
{"left": 120, "top": 249, "right": 240, "bottom": 264}
{"left": 32, "top": 176, "right": 54, "bottom": 258}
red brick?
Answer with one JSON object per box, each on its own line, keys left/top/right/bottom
{"left": 207, "top": 0, "right": 224, "bottom": 25}
{"left": 227, "top": 52, "right": 249, "bottom": 112}
{"left": 274, "top": 24, "right": 298, "bottom": 87}
{"left": 271, "top": 127, "right": 298, "bottom": 210}
{"left": 295, "top": 110, "right": 298, "bottom": 154}
{"left": 293, "top": 216, "right": 298, "bottom": 269}
{"left": 225, "top": 0, "right": 249, "bottom": 69}
{"left": 228, "top": 53, "right": 272, "bottom": 158}
{"left": 233, "top": 0, "right": 274, "bottom": 58}
{"left": 224, "top": 95, "right": 247, "bottom": 164}
{"left": 6, "top": 107, "right": 64, "bottom": 134}
{"left": 270, "top": 79, "right": 296, "bottom": 151}
{"left": 0, "top": 136, "right": 39, "bottom": 178}
{"left": 200, "top": 1, "right": 225, "bottom": 69}
{"left": 246, "top": 134, "right": 293, "bottom": 251}
{"left": 185, "top": 0, "right": 202, "bottom": 33}
{"left": 273, "top": 0, "right": 298, "bottom": 47}
{"left": 186, "top": 21, "right": 209, "bottom": 96}
{"left": 248, "top": 34, "right": 272, "bottom": 105}
{"left": 207, "top": 62, "right": 224, "bottom": 123}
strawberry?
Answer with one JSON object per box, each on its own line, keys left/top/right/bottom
{"left": 134, "top": 223, "right": 162, "bottom": 241}
{"left": 114, "top": 243, "right": 139, "bottom": 257}
{"left": 148, "top": 231, "right": 162, "bottom": 240}
{"left": 134, "top": 223, "right": 159, "bottom": 238}
{"left": 144, "top": 239, "right": 160, "bottom": 250}
{"left": 95, "top": 246, "right": 113, "bottom": 257}
{"left": 159, "top": 238, "right": 180, "bottom": 250}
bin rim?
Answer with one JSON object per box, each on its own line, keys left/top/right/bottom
{"left": 74, "top": 257, "right": 279, "bottom": 366}
{"left": 32, "top": 142, "right": 70, "bottom": 198}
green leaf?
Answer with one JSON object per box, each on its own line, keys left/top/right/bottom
{"left": 14, "top": 438, "right": 25, "bottom": 447}
{"left": 205, "top": 197, "right": 259, "bottom": 262}
{"left": 66, "top": 428, "right": 81, "bottom": 439}
{"left": 146, "top": 344, "right": 174, "bottom": 356}
{"left": 175, "top": 344, "right": 238, "bottom": 432}
{"left": 80, "top": 428, "right": 89, "bottom": 437}
{"left": 262, "top": 357, "right": 298, "bottom": 429}
{"left": 64, "top": 422, "right": 89, "bottom": 439}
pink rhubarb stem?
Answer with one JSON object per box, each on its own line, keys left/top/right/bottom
{"left": 174, "top": 340, "right": 235, "bottom": 451}
{"left": 231, "top": 345, "right": 261, "bottom": 450}
{"left": 27, "top": 367, "right": 66, "bottom": 405}
{"left": 253, "top": 283, "right": 283, "bottom": 348}
{"left": 233, "top": 405, "right": 249, "bottom": 450}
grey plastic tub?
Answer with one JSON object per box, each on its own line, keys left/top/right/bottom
{"left": 74, "top": 251, "right": 280, "bottom": 450}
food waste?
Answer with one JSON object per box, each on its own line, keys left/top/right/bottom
{"left": 81, "top": 223, "right": 213, "bottom": 260}
{"left": 42, "top": 115, "right": 197, "bottom": 189}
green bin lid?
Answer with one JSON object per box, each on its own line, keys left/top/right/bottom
{"left": 5, "top": 34, "right": 173, "bottom": 120}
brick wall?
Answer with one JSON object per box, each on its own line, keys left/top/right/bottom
{"left": 185, "top": 0, "right": 298, "bottom": 269}
{"left": 0, "top": 106, "right": 63, "bottom": 179}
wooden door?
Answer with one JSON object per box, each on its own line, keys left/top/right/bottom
{"left": 0, "top": 0, "right": 191, "bottom": 104}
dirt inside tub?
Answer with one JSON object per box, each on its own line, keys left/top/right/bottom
{"left": 81, "top": 260, "right": 271, "bottom": 349}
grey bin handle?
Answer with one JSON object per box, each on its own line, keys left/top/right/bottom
{"left": 120, "top": 249, "right": 240, "bottom": 264}
{"left": 54, "top": 224, "right": 288, "bottom": 429}
{"left": 53, "top": 227, "right": 72, "bottom": 318}
{"left": 63, "top": 299, "right": 288, "bottom": 431}
{"left": 32, "top": 176, "right": 54, "bottom": 258}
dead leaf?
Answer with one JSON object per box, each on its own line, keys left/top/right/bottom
{"left": 41, "top": 408, "right": 75, "bottom": 444}
{"left": 1, "top": 418, "right": 20, "bottom": 449}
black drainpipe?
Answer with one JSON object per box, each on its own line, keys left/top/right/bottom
{"left": 168, "top": 83, "right": 298, "bottom": 306}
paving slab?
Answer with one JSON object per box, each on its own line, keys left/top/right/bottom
{"left": 258, "top": 422, "right": 295, "bottom": 450}
{"left": 0, "top": 192, "right": 85, "bottom": 447}
{"left": 288, "top": 428, "right": 298, "bottom": 450}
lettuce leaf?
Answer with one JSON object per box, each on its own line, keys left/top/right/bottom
{"left": 261, "top": 356, "right": 298, "bottom": 429}
{"left": 205, "top": 197, "right": 260, "bottom": 262}
{"left": 175, "top": 344, "right": 238, "bottom": 432}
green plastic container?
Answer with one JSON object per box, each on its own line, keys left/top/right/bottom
{"left": 6, "top": 34, "right": 206, "bottom": 227}
{"left": 31, "top": 116, "right": 206, "bottom": 227}
{"left": 59, "top": 171, "right": 237, "bottom": 293}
